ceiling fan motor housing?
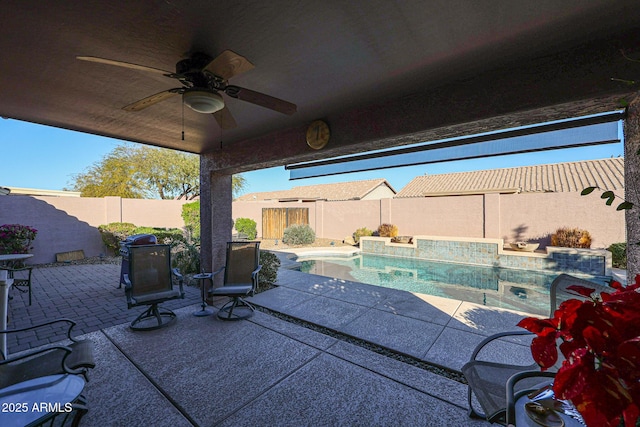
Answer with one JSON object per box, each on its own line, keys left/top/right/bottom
{"left": 182, "top": 89, "right": 224, "bottom": 113}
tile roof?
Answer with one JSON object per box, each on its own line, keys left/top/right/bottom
{"left": 395, "top": 158, "right": 624, "bottom": 198}
{"left": 236, "top": 178, "right": 396, "bottom": 202}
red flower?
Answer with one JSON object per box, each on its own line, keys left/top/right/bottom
{"left": 518, "top": 275, "right": 640, "bottom": 427}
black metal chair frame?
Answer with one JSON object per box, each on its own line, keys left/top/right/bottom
{"left": 123, "top": 244, "right": 184, "bottom": 331}
{"left": 1, "top": 264, "right": 34, "bottom": 305}
{"left": 0, "top": 318, "right": 95, "bottom": 388}
{"left": 208, "top": 241, "right": 262, "bottom": 321}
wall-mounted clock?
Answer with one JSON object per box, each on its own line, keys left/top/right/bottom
{"left": 306, "top": 120, "right": 330, "bottom": 150}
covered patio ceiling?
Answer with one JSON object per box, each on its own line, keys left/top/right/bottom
{"left": 1, "top": 1, "right": 639, "bottom": 173}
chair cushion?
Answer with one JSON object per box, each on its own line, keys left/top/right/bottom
{"left": 132, "top": 289, "right": 182, "bottom": 304}
{"left": 209, "top": 285, "right": 252, "bottom": 297}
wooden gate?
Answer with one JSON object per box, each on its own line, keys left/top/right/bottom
{"left": 262, "top": 208, "right": 309, "bottom": 239}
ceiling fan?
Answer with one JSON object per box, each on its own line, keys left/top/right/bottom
{"left": 76, "top": 50, "right": 297, "bottom": 129}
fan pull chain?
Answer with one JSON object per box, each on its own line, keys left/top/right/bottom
{"left": 181, "top": 101, "right": 185, "bottom": 141}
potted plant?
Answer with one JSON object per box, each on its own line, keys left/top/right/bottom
{"left": 0, "top": 224, "right": 38, "bottom": 254}
{"left": 518, "top": 276, "right": 640, "bottom": 427}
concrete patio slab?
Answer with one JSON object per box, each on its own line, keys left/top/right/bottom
{"left": 375, "top": 292, "right": 462, "bottom": 326}
{"left": 76, "top": 306, "right": 492, "bottom": 426}
{"left": 447, "top": 301, "right": 530, "bottom": 337}
{"left": 275, "top": 269, "right": 343, "bottom": 295}
{"left": 326, "top": 340, "right": 469, "bottom": 408}
{"left": 283, "top": 295, "right": 371, "bottom": 330}
{"left": 101, "top": 308, "right": 323, "bottom": 426}
{"left": 322, "top": 279, "right": 391, "bottom": 307}
{"left": 247, "top": 285, "right": 316, "bottom": 312}
{"left": 217, "top": 352, "right": 486, "bottom": 427}
{"left": 339, "top": 309, "right": 445, "bottom": 359}
{"left": 422, "top": 327, "right": 488, "bottom": 371}
{"left": 81, "top": 330, "right": 192, "bottom": 427}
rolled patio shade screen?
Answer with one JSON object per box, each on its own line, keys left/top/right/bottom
{"left": 287, "top": 111, "right": 624, "bottom": 180}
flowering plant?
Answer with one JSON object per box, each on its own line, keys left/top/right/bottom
{"left": 518, "top": 275, "right": 640, "bottom": 427}
{"left": 0, "top": 224, "right": 38, "bottom": 254}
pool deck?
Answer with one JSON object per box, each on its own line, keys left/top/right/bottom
{"left": 3, "top": 250, "right": 546, "bottom": 426}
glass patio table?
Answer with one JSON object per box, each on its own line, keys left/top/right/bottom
{"left": 0, "top": 374, "right": 86, "bottom": 427}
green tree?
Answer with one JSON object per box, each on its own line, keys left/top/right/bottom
{"left": 68, "top": 144, "right": 246, "bottom": 199}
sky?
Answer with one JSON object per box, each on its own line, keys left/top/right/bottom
{"left": 0, "top": 117, "right": 625, "bottom": 196}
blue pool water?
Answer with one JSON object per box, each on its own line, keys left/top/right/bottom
{"left": 297, "top": 253, "right": 601, "bottom": 316}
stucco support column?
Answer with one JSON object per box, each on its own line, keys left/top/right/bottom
{"left": 625, "top": 93, "right": 640, "bottom": 280}
{"left": 200, "top": 155, "right": 233, "bottom": 290}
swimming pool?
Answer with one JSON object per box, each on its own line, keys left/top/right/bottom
{"left": 296, "top": 253, "right": 602, "bottom": 316}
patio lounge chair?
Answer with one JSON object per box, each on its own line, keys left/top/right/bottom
{"left": 208, "top": 241, "right": 261, "bottom": 321}
{"left": 123, "top": 244, "right": 185, "bottom": 330}
{"left": 1, "top": 264, "right": 33, "bottom": 305}
{"left": 461, "top": 273, "right": 613, "bottom": 425}
{"left": 0, "top": 318, "right": 95, "bottom": 389}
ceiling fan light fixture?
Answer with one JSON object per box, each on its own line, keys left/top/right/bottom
{"left": 183, "top": 89, "right": 224, "bottom": 113}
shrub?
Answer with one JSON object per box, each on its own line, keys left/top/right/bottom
{"left": 257, "top": 251, "right": 280, "bottom": 292}
{"left": 98, "top": 222, "right": 137, "bottom": 255}
{"left": 608, "top": 242, "right": 627, "bottom": 269}
{"left": 134, "top": 227, "right": 184, "bottom": 245}
{"left": 282, "top": 224, "right": 315, "bottom": 245}
{"left": 234, "top": 217, "right": 257, "bottom": 240}
{"left": 181, "top": 201, "right": 200, "bottom": 240}
{"left": 0, "top": 224, "right": 38, "bottom": 254}
{"left": 550, "top": 227, "right": 592, "bottom": 248}
{"left": 98, "top": 223, "right": 185, "bottom": 255}
{"left": 353, "top": 227, "right": 373, "bottom": 244}
{"left": 377, "top": 223, "right": 399, "bottom": 238}
{"left": 172, "top": 238, "right": 200, "bottom": 275}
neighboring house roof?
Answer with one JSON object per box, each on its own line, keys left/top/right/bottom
{"left": 236, "top": 178, "right": 396, "bottom": 202}
{"left": 395, "top": 158, "right": 624, "bottom": 198}
{"left": 5, "top": 187, "right": 82, "bottom": 197}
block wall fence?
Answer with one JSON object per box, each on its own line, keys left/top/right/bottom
{"left": 0, "top": 191, "right": 626, "bottom": 264}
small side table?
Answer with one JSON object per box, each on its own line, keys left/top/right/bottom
{"left": 515, "top": 384, "right": 584, "bottom": 426}
{"left": 193, "top": 273, "right": 214, "bottom": 317}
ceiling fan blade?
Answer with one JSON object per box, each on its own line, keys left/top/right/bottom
{"left": 76, "top": 56, "right": 172, "bottom": 75}
{"left": 225, "top": 85, "right": 296, "bottom": 115}
{"left": 204, "top": 50, "right": 254, "bottom": 80}
{"left": 212, "top": 106, "right": 237, "bottom": 129}
{"left": 122, "top": 90, "right": 179, "bottom": 112}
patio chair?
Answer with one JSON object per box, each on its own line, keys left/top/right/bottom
{"left": 208, "top": 241, "right": 262, "bottom": 321}
{"left": 461, "top": 273, "right": 613, "bottom": 425}
{"left": 123, "top": 244, "right": 185, "bottom": 330}
{"left": 1, "top": 264, "right": 33, "bottom": 305}
{"left": 0, "top": 318, "right": 95, "bottom": 389}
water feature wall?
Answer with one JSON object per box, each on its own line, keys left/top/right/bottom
{"left": 359, "top": 236, "right": 612, "bottom": 278}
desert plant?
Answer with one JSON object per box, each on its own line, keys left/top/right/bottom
{"left": 550, "top": 227, "right": 592, "bottom": 248}
{"left": 353, "top": 227, "right": 373, "bottom": 244}
{"left": 608, "top": 242, "right": 627, "bottom": 269}
{"left": 282, "top": 224, "right": 315, "bottom": 245}
{"left": 171, "top": 238, "right": 200, "bottom": 275}
{"left": 234, "top": 217, "right": 257, "bottom": 240}
{"left": 377, "top": 223, "right": 398, "bottom": 238}
{"left": 257, "top": 251, "right": 280, "bottom": 292}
